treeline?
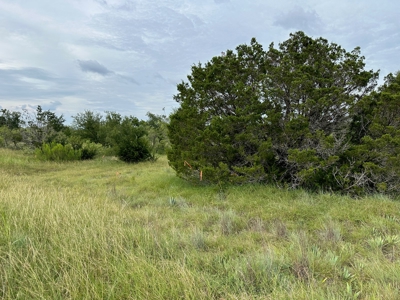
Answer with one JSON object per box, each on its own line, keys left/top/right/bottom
{"left": 0, "top": 107, "right": 169, "bottom": 162}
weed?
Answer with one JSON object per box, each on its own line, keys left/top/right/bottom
{"left": 292, "top": 257, "right": 311, "bottom": 282}
{"left": 345, "top": 282, "right": 361, "bottom": 299}
{"left": 168, "top": 197, "right": 189, "bottom": 209}
{"left": 191, "top": 228, "right": 206, "bottom": 251}
{"left": 247, "top": 217, "right": 265, "bottom": 232}
{"left": 319, "top": 219, "right": 342, "bottom": 243}
{"left": 169, "top": 197, "right": 177, "bottom": 206}
{"left": 219, "top": 210, "right": 244, "bottom": 235}
{"left": 272, "top": 219, "right": 288, "bottom": 239}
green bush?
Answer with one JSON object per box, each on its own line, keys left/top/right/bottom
{"left": 70, "top": 111, "right": 152, "bottom": 162}
{"left": 81, "top": 141, "right": 102, "bottom": 160}
{"left": 0, "top": 127, "right": 23, "bottom": 149}
{"left": 66, "top": 135, "right": 84, "bottom": 150}
{"left": 113, "top": 117, "right": 151, "bottom": 163}
{"left": 35, "top": 142, "right": 82, "bottom": 161}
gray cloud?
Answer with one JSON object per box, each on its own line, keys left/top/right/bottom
{"left": 0, "top": 66, "right": 87, "bottom": 120}
{"left": 0, "top": 0, "right": 399, "bottom": 121}
{"left": 274, "top": 5, "right": 323, "bottom": 33}
{"left": 0, "top": 67, "right": 61, "bottom": 97}
{"left": 77, "top": 60, "right": 113, "bottom": 75}
{"left": 77, "top": 59, "right": 139, "bottom": 84}
{"left": 0, "top": 67, "right": 55, "bottom": 81}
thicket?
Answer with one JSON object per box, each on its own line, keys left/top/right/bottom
{"left": 0, "top": 106, "right": 169, "bottom": 163}
{"left": 35, "top": 142, "right": 82, "bottom": 161}
{"left": 0, "top": 106, "right": 67, "bottom": 149}
{"left": 71, "top": 111, "right": 169, "bottom": 162}
{"left": 34, "top": 140, "right": 102, "bottom": 161}
{"left": 168, "top": 31, "right": 399, "bottom": 196}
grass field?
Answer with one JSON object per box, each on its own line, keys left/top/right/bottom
{"left": 1, "top": 148, "right": 400, "bottom": 299}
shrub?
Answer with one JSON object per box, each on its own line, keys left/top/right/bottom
{"left": 35, "top": 142, "right": 81, "bottom": 161}
{"left": 0, "top": 127, "right": 23, "bottom": 149}
{"left": 110, "top": 117, "right": 151, "bottom": 163}
{"left": 81, "top": 141, "right": 102, "bottom": 160}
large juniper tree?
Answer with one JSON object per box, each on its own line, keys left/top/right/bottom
{"left": 339, "top": 72, "right": 400, "bottom": 195}
{"left": 168, "top": 32, "right": 381, "bottom": 192}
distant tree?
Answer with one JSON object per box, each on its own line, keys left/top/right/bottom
{"left": 0, "top": 109, "right": 24, "bottom": 148}
{"left": 101, "top": 111, "right": 123, "bottom": 147}
{"left": 144, "top": 112, "right": 170, "bottom": 157}
{"left": 108, "top": 116, "right": 151, "bottom": 162}
{"left": 0, "top": 109, "right": 23, "bottom": 129}
{"left": 72, "top": 110, "right": 103, "bottom": 144}
{"left": 22, "top": 106, "right": 66, "bottom": 148}
{"left": 168, "top": 32, "right": 382, "bottom": 194}
{"left": 0, "top": 127, "right": 23, "bottom": 148}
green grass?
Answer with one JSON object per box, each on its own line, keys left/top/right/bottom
{"left": 1, "top": 148, "right": 400, "bottom": 299}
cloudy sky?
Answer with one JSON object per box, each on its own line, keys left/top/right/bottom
{"left": 0, "top": 0, "right": 399, "bottom": 122}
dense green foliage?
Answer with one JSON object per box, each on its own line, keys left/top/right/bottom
{"left": 108, "top": 116, "right": 151, "bottom": 162}
{"left": 0, "top": 107, "right": 168, "bottom": 163}
{"left": 144, "top": 112, "right": 170, "bottom": 157}
{"left": 80, "top": 140, "right": 103, "bottom": 160}
{"left": 35, "top": 142, "right": 82, "bottom": 161}
{"left": 168, "top": 32, "right": 399, "bottom": 195}
{"left": 0, "top": 32, "right": 398, "bottom": 195}
{"left": 0, "top": 126, "right": 22, "bottom": 148}
{"left": 342, "top": 73, "right": 400, "bottom": 194}
{"left": 0, "top": 109, "right": 22, "bottom": 129}
{"left": 72, "top": 111, "right": 152, "bottom": 162}
{"left": 71, "top": 110, "right": 103, "bottom": 144}
{"left": 34, "top": 140, "right": 102, "bottom": 161}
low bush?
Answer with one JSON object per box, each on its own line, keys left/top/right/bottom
{"left": 35, "top": 142, "right": 81, "bottom": 161}
{"left": 81, "top": 141, "right": 102, "bottom": 160}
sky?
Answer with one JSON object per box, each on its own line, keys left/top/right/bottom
{"left": 0, "top": 0, "right": 399, "bottom": 123}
